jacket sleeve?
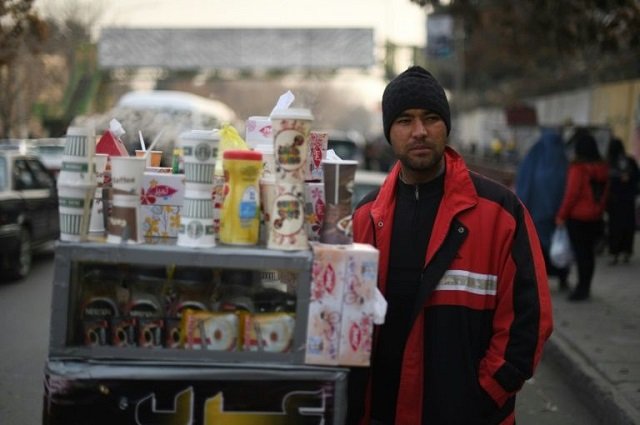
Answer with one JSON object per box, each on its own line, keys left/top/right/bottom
{"left": 556, "top": 165, "right": 580, "bottom": 221}
{"left": 478, "top": 205, "right": 553, "bottom": 406}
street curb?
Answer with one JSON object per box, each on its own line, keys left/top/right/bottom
{"left": 545, "top": 332, "right": 640, "bottom": 425}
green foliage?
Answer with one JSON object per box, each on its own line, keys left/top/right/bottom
{"left": 413, "top": 0, "right": 640, "bottom": 100}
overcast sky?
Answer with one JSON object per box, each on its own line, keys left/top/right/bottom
{"left": 37, "top": 0, "right": 427, "bottom": 46}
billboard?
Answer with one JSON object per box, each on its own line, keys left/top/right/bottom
{"left": 427, "top": 14, "right": 454, "bottom": 59}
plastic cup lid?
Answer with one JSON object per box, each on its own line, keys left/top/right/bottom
{"left": 223, "top": 149, "right": 262, "bottom": 161}
{"left": 270, "top": 108, "right": 314, "bottom": 121}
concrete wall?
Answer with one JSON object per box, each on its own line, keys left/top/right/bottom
{"left": 457, "top": 78, "right": 640, "bottom": 162}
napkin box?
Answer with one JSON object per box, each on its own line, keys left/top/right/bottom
{"left": 305, "top": 242, "right": 379, "bottom": 366}
{"left": 140, "top": 172, "right": 185, "bottom": 238}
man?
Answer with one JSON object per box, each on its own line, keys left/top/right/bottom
{"left": 348, "top": 66, "right": 553, "bottom": 425}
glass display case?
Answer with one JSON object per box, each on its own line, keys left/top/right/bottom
{"left": 48, "top": 241, "right": 314, "bottom": 364}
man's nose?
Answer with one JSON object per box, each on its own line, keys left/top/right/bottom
{"left": 411, "top": 119, "right": 427, "bottom": 137}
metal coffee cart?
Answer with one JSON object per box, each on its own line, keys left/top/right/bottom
{"left": 43, "top": 240, "right": 347, "bottom": 425}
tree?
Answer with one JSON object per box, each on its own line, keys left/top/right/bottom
{"left": 0, "top": 0, "right": 47, "bottom": 137}
{"left": 411, "top": 0, "right": 640, "bottom": 105}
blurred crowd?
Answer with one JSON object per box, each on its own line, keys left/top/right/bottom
{"left": 515, "top": 127, "right": 639, "bottom": 302}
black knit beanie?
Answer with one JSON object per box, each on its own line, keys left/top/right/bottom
{"left": 382, "top": 66, "right": 451, "bottom": 142}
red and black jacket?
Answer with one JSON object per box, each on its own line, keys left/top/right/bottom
{"left": 349, "top": 147, "right": 553, "bottom": 425}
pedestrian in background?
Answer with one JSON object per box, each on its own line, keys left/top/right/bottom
{"left": 348, "top": 65, "right": 553, "bottom": 425}
{"left": 516, "top": 128, "right": 570, "bottom": 291}
{"left": 556, "top": 129, "right": 609, "bottom": 301}
{"left": 606, "top": 136, "right": 639, "bottom": 264}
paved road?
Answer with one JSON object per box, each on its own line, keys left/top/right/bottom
{"left": 0, "top": 248, "right": 602, "bottom": 425}
{"left": 0, "top": 248, "right": 54, "bottom": 425}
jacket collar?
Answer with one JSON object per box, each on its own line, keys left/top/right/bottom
{"left": 369, "top": 146, "right": 477, "bottom": 261}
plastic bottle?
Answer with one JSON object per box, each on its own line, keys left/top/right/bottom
{"left": 171, "top": 147, "right": 182, "bottom": 174}
{"left": 219, "top": 150, "right": 263, "bottom": 245}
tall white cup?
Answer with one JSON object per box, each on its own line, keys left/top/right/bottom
{"left": 110, "top": 156, "right": 147, "bottom": 196}
{"left": 270, "top": 108, "right": 313, "bottom": 183}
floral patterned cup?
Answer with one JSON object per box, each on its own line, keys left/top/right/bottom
{"left": 270, "top": 108, "right": 313, "bottom": 184}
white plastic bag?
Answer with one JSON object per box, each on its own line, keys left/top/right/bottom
{"left": 550, "top": 226, "right": 573, "bottom": 268}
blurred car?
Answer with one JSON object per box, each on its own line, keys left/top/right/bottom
{"left": 328, "top": 130, "right": 366, "bottom": 166}
{"left": 352, "top": 169, "right": 388, "bottom": 208}
{"left": 24, "top": 138, "right": 66, "bottom": 178}
{"left": 0, "top": 149, "right": 59, "bottom": 280}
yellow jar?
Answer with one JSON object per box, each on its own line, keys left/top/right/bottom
{"left": 219, "top": 149, "right": 263, "bottom": 245}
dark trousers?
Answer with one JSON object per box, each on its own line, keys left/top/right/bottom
{"left": 542, "top": 248, "right": 569, "bottom": 283}
{"left": 566, "top": 218, "right": 603, "bottom": 296}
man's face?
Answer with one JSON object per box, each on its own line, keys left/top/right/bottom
{"left": 389, "top": 108, "right": 447, "bottom": 183}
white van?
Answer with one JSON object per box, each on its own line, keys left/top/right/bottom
{"left": 105, "top": 90, "right": 239, "bottom": 166}
{"left": 116, "top": 90, "right": 238, "bottom": 130}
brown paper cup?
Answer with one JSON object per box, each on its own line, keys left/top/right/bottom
{"left": 136, "top": 150, "right": 163, "bottom": 167}
{"left": 106, "top": 194, "right": 142, "bottom": 244}
{"left": 319, "top": 159, "right": 358, "bottom": 244}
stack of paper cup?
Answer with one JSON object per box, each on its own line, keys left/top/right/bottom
{"left": 58, "top": 126, "right": 96, "bottom": 187}
{"left": 178, "top": 189, "right": 216, "bottom": 248}
{"left": 177, "top": 129, "right": 219, "bottom": 248}
{"left": 89, "top": 153, "right": 109, "bottom": 234}
{"left": 267, "top": 108, "right": 314, "bottom": 251}
{"left": 106, "top": 156, "right": 147, "bottom": 244}
{"left": 58, "top": 185, "right": 96, "bottom": 242}
{"left": 57, "top": 126, "right": 97, "bottom": 242}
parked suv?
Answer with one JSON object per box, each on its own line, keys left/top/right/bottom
{"left": 0, "top": 149, "right": 59, "bottom": 280}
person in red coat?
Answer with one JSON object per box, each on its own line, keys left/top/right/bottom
{"left": 556, "top": 129, "right": 610, "bottom": 301}
{"left": 347, "top": 66, "right": 553, "bottom": 425}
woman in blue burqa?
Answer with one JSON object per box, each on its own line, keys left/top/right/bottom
{"left": 516, "top": 128, "right": 570, "bottom": 290}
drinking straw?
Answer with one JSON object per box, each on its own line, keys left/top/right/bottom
{"left": 138, "top": 131, "right": 146, "bottom": 151}
{"left": 143, "top": 129, "right": 165, "bottom": 160}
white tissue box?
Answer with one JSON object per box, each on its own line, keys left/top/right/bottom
{"left": 305, "top": 242, "right": 380, "bottom": 366}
